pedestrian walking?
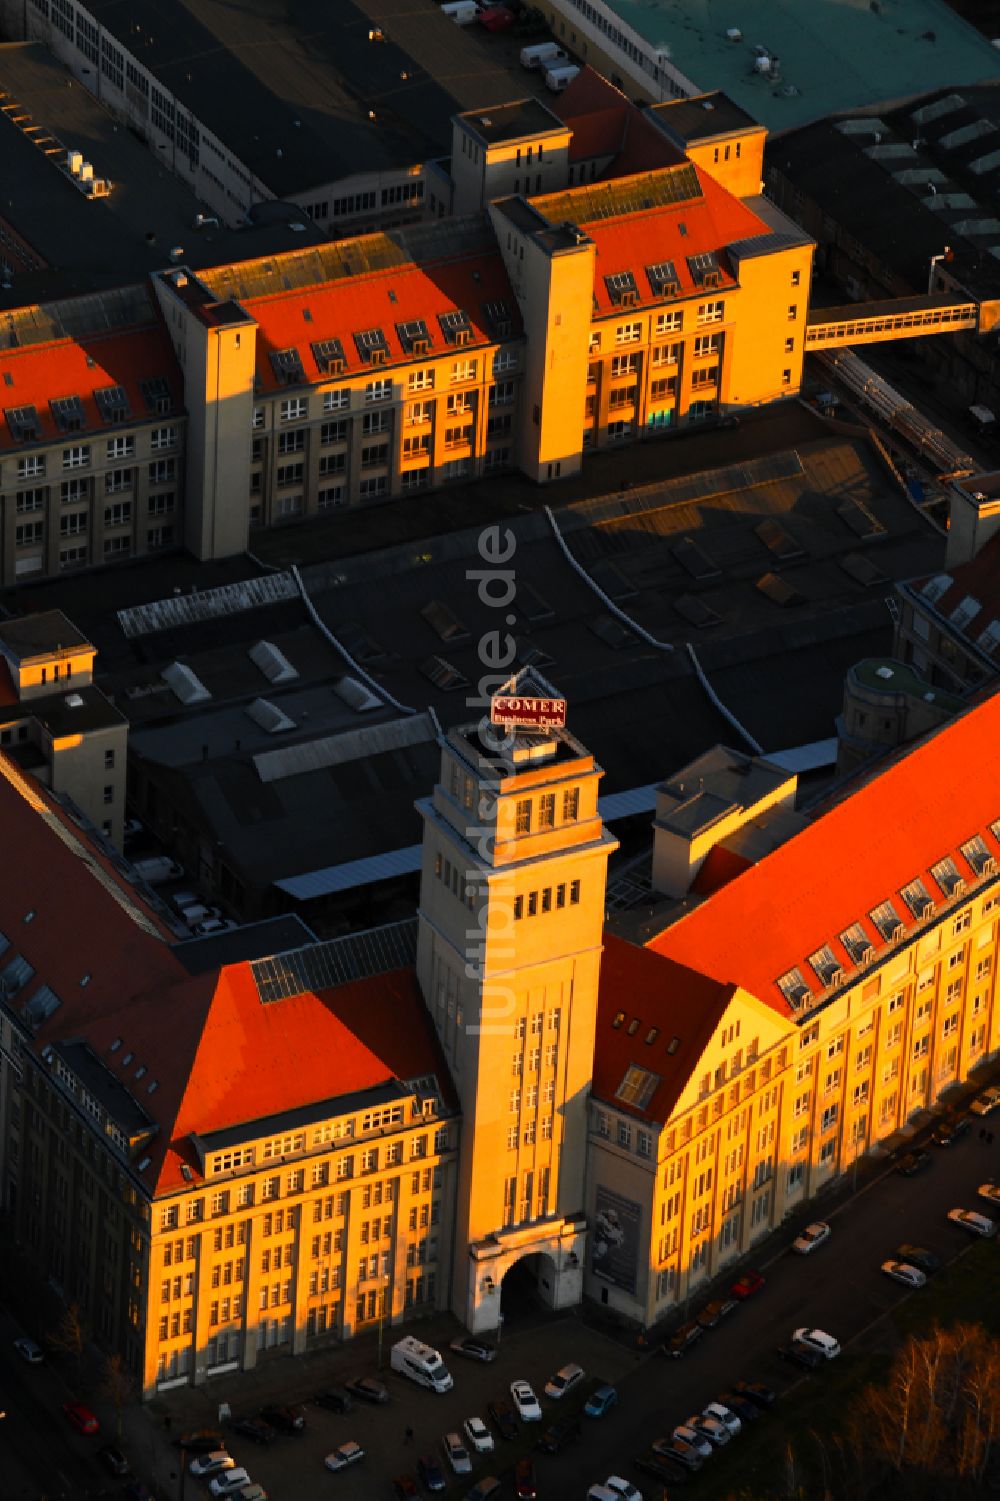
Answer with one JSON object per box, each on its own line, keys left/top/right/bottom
{"left": 988, "top": 1131, "right": 995, "bottom": 1146}
{"left": 404, "top": 1425, "right": 414, "bottom": 1445}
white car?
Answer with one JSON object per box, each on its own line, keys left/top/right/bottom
{"left": 604, "top": 1479, "right": 643, "bottom": 1501}
{"left": 442, "top": 1432, "right": 471, "bottom": 1474}
{"left": 881, "top": 1259, "right": 927, "bottom": 1289}
{"left": 978, "top": 1181, "right": 1000, "bottom": 1207}
{"left": 792, "top": 1327, "right": 841, "bottom": 1360}
{"left": 673, "top": 1424, "right": 713, "bottom": 1458}
{"left": 510, "top": 1380, "right": 542, "bottom": 1421}
{"left": 13, "top": 1338, "right": 43, "bottom": 1364}
{"left": 792, "top": 1221, "right": 831, "bottom": 1255}
{"left": 209, "top": 1470, "right": 251, "bottom": 1497}
{"left": 703, "top": 1401, "right": 741, "bottom": 1437}
{"left": 544, "top": 1362, "right": 585, "bottom": 1399}
{"left": 687, "top": 1413, "right": 731, "bottom": 1447}
{"left": 190, "top": 1452, "right": 235, "bottom": 1478}
{"left": 324, "top": 1441, "right": 365, "bottom": 1472}
{"left": 192, "top": 917, "right": 237, "bottom": 936}
{"left": 970, "top": 1085, "right": 1000, "bottom": 1116}
{"left": 463, "top": 1416, "right": 494, "bottom": 1454}
{"left": 947, "top": 1207, "right": 998, "bottom": 1237}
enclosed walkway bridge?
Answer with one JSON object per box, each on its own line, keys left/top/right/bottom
{"left": 804, "top": 293, "right": 983, "bottom": 349}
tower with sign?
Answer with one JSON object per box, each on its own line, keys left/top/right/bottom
{"left": 416, "top": 682, "right": 618, "bottom": 1330}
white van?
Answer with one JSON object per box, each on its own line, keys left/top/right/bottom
{"left": 132, "top": 854, "right": 183, "bottom": 885}
{"left": 520, "top": 41, "right": 566, "bottom": 69}
{"left": 441, "top": 0, "right": 478, "bottom": 23}
{"left": 390, "top": 1336, "right": 454, "bottom": 1392}
{"left": 544, "top": 63, "right": 580, "bottom": 93}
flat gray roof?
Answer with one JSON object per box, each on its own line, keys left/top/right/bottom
{"left": 457, "top": 97, "right": 567, "bottom": 147}
{"left": 86, "top": 0, "right": 534, "bottom": 193}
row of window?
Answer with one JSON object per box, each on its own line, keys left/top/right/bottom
{"left": 8, "top": 432, "right": 176, "bottom": 481}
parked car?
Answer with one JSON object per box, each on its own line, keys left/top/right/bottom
{"left": 99, "top": 1446, "right": 130, "bottom": 1475}
{"left": 897, "top": 1148, "right": 932, "bottom": 1177}
{"left": 487, "top": 1399, "right": 518, "bottom": 1441}
{"left": 947, "top": 1207, "right": 997, "bottom": 1237}
{"left": 511, "top": 1381, "right": 542, "bottom": 1422}
{"left": 324, "top": 1441, "right": 364, "bottom": 1472}
{"left": 537, "top": 1413, "right": 582, "bottom": 1452}
{"left": 190, "top": 1453, "right": 235, "bottom": 1479}
{"left": 602, "top": 1479, "right": 642, "bottom": 1501}
{"left": 13, "top": 1338, "right": 43, "bottom": 1364}
{"left": 659, "top": 1431, "right": 709, "bottom": 1466}
{"left": 177, "top": 1429, "right": 224, "bottom": 1453}
{"left": 716, "top": 1391, "right": 759, "bottom": 1424}
{"left": 464, "top": 1416, "right": 494, "bottom": 1454}
{"left": 450, "top": 1336, "right": 497, "bottom": 1363}
{"left": 792, "top": 1221, "right": 831, "bottom": 1255}
{"left": 466, "top": 1479, "right": 502, "bottom": 1501}
{"left": 670, "top": 1425, "right": 713, "bottom": 1459}
{"left": 514, "top": 1455, "right": 538, "bottom": 1500}
{"left": 63, "top": 1401, "right": 99, "bottom": 1435}
{"left": 686, "top": 1413, "right": 731, "bottom": 1448}
{"left": 894, "top": 1244, "right": 941, "bottom": 1274}
{"left": 345, "top": 1375, "right": 389, "bottom": 1404}
{"left": 881, "top": 1259, "right": 927, "bottom": 1288}
{"left": 697, "top": 1296, "right": 738, "bottom": 1329}
{"left": 442, "top": 1432, "right": 472, "bottom": 1475}
{"left": 730, "top": 1268, "right": 765, "bottom": 1299}
{"left": 417, "top": 1453, "right": 447, "bottom": 1491}
{"left": 777, "top": 1341, "right": 824, "bottom": 1371}
{"left": 978, "top": 1181, "right": 1000, "bottom": 1207}
{"left": 392, "top": 1479, "right": 418, "bottom": 1501}
{"left": 933, "top": 1112, "right": 972, "bottom": 1146}
{"left": 634, "top": 1449, "right": 690, "bottom": 1483}
{"left": 704, "top": 1401, "right": 742, "bottom": 1436}
{"left": 192, "top": 916, "right": 237, "bottom": 936}
{"left": 732, "top": 1379, "right": 777, "bottom": 1409}
{"left": 209, "top": 1470, "right": 251, "bottom": 1497}
{"left": 122, "top": 817, "right": 144, "bottom": 841}
{"left": 792, "top": 1328, "right": 841, "bottom": 1360}
{"left": 230, "top": 1418, "right": 275, "bottom": 1445}
{"left": 662, "top": 1320, "right": 704, "bottom": 1357}
{"left": 259, "top": 1404, "right": 305, "bottom": 1434}
{"left": 584, "top": 1383, "right": 618, "bottom": 1418}
{"left": 970, "top": 1085, "right": 1000, "bottom": 1116}
{"left": 313, "top": 1389, "right": 352, "bottom": 1413}
{"left": 544, "top": 1362, "right": 585, "bottom": 1399}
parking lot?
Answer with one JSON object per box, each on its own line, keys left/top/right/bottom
{"left": 138, "top": 1116, "right": 1000, "bottom": 1501}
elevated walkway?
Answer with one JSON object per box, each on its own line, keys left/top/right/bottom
{"left": 805, "top": 293, "right": 978, "bottom": 349}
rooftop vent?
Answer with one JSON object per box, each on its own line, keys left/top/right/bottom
{"left": 248, "top": 639, "right": 299, "bottom": 684}
{"left": 333, "top": 676, "right": 381, "bottom": 713}
{"left": 161, "top": 661, "right": 211, "bottom": 705}
{"left": 64, "top": 692, "right": 85, "bottom": 708}
{"left": 245, "top": 697, "right": 296, "bottom": 734}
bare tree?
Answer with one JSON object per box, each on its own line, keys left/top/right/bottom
{"left": 46, "top": 1303, "right": 87, "bottom": 1369}
{"left": 100, "top": 1352, "right": 134, "bottom": 1442}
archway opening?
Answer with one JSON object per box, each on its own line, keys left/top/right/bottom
{"left": 499, "top": 1250, "right": 560, "bottom": 1330}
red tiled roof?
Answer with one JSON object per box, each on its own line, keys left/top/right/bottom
{"left": 243, "top": 252, "right": 520, "bottom": 392}
{"left": 557, "top": 65, "right": 631, "bottom": 123}
{"left": 647, "top": 690, "right": 1000, "bottom": 1016}
{"left": 911, "top": 531, "right": 1000, "bottom": 656}
{"left": 584, "top": 167, "right": 769, "bottom": 317}
{"left": 0, "top": 323, "right": 182, "bottom": 452}
{"left": 594, "top": 934, "right": 734, "bottom": 1123}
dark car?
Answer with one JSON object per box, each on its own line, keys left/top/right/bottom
{"left": 416, "top": 1453, "right": 447, "bottom": 1492}
{"left": 717, "top": 1390, "right": 760, "bottom": 1424}
{"left": 313, "top": 1388, "right": 352, "bottom": 1413}
{"left": 514, "top": 1455, "right": 538, "bottom": 1501}
{"left": 696, "top": 1297, "right": 738, "bottom": 1329}
{"left": 124, "top": 1486, "right": 153, "bottom": 1501}
{"left": 98, "top": 1445, "right": 130, "bottom": 1476}
{"left": 634, "top": 1449, "right": 690, "bottom": 1484}
{"left": 652, "top": 1436, "right": 704, "bottom": 1471}
{"left": 175, "top": 1429, "right": 225, "bottom": 1454}
{"left": 894, "top": 1244, "right": 942, "bottom": 1274}
{"left": 537, "top": 1413, "right": 582, "bottom": 1454}
{"left": 732, "top": 1379, "right": 777, "bottom": 1409}
{"left": 467, "top": 1481, "right": 503, "bottom": 1501}
{"left": 487, "top": 1399, "right": 519, "bottom": 1441}
{"left": 933, "top": 1112, "right": 972, "bottom": 1146}
{"left": 231, "top": 1416, "right": 276, "bottom": 1445}
{"left": 730, "top": 1269, "right": 765, "bottom": 1299}
{"left": 259, "top": 1403, "right": 305, "bottom": 1434}
{"left": 345, "top": 1375, "right": 389, "bottom": 1404}
{"left": 392, "top": 1477, "right": 419, "bottom": 1500}
{"left": 897, "top": 1148, "right": 932, "bottom": 1177}
{"left": 449, "top": 1336, "right": 497, "bottom": 1363}
{"left": 662, "top": 1320, "right": 704, "bottom": 1358}
{"left": 777, "top": 1341, "right": 824, "bottom": 1371}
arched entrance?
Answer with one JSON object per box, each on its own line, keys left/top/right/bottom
{"left": 465, "top": 1220, "right": 586, "bottom": 1334}
{"left": 499, "top": 1250, "right": 560, "bottom": 1330}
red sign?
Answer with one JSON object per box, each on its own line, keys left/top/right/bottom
{"left": 490, "top": 695, "right": 567, "bottom": 729}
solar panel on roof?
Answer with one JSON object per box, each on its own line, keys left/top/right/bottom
{"left": 94, "top": 385, "right": 132, "bottom": 424}
{"left": 310, "top": 338, "right": 345, "bottom": 374}
{"left": 50, "top": 395, "right": 85, "bottom": 432}
{"left": 533, "top": 163, "right": 702, "bottom": 227}
{"left": 270, "top": 347, "right": 306, "bottom": 385}
{"left": 4, "top": 405, "right": 41, "bottom": 441}
{"left": 250, "top": 918, "right": 418, "bottom": 1004}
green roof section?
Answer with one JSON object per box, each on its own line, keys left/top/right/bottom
{"left": 607, "top": 0, "right": 1000, "bottom": 132}
{"left": 852, "top": 658, "right": 965, "bottom": 711}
